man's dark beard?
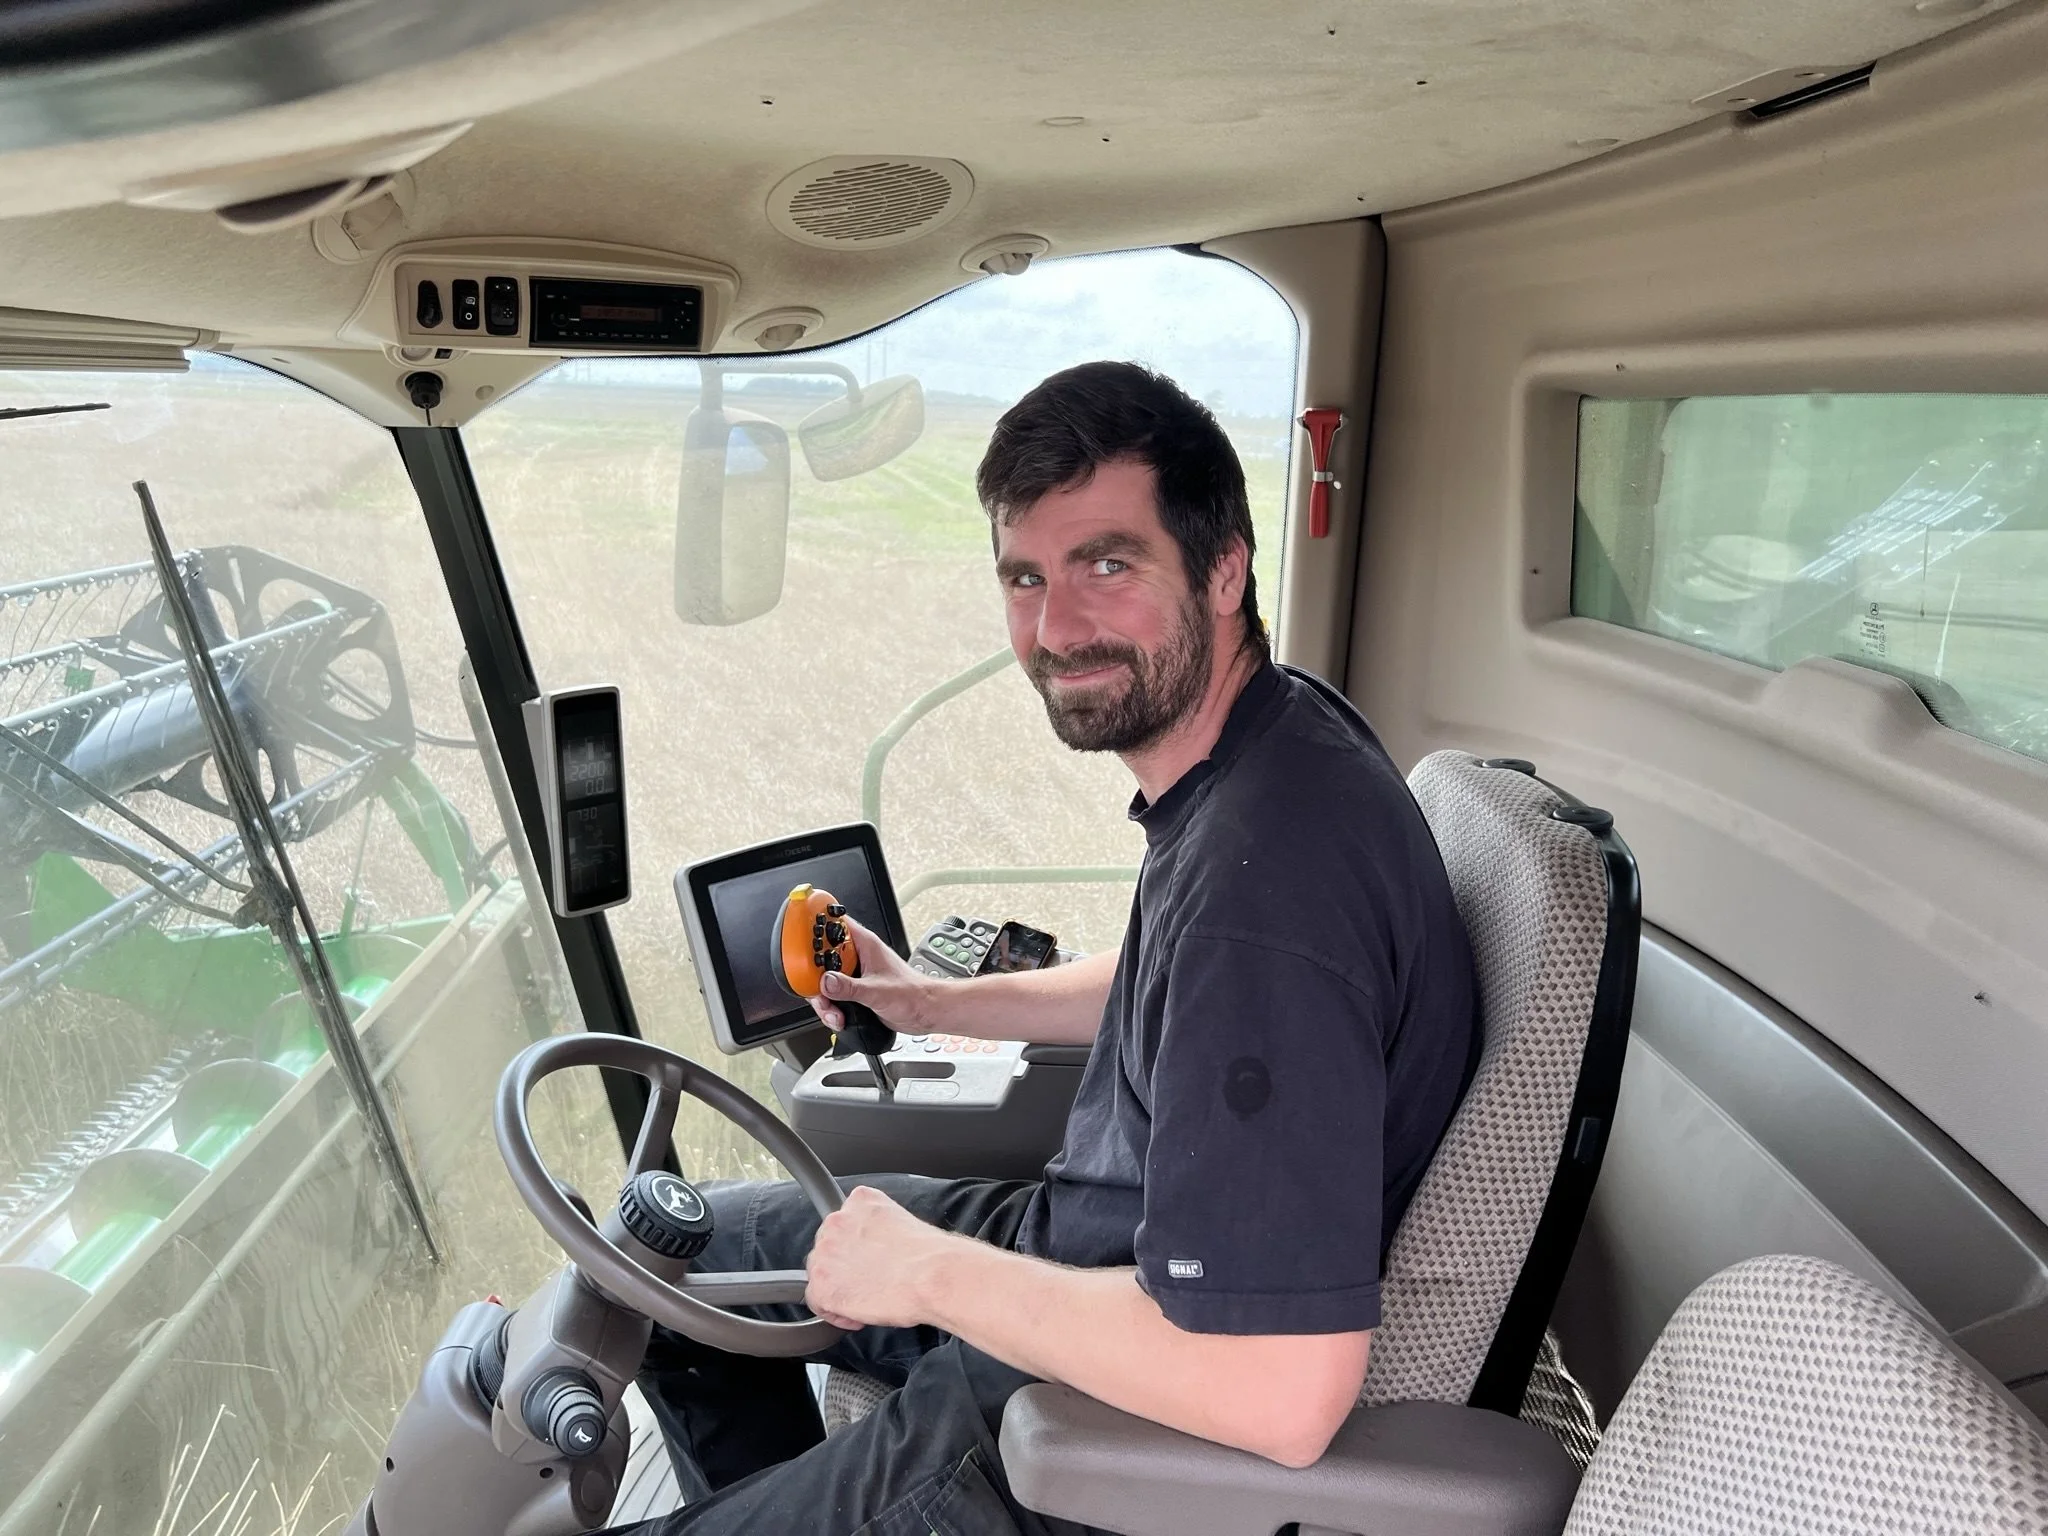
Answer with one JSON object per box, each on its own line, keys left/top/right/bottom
{"left": 1026, "top": 598, "right": 1213, "bottom": 753}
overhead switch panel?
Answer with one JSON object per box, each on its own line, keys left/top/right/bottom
{"left": 362, "top": 239, "right": 739, "bottom": 355}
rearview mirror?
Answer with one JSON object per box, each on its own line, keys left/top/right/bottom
{"left": 797, "top": 374, "right": 925, "bottom": 482}
{"left": 673, "top": 406, "right": 791, "bottom": 626}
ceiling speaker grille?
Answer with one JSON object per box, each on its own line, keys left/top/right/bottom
{"left": 768, "top": 157, "right": 972, "bottom": 250}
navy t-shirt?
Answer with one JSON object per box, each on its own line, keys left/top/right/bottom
{"left": 1012, "top": 662, "right": 1479, "bottom": 1335}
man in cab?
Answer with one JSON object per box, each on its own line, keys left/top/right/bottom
{"left": 618, "top": 361, "right": 1478, "bottom": 1535}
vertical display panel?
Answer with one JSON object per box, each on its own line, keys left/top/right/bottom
{"left": 527, "top": 687, "right": 631, "bottom": 917}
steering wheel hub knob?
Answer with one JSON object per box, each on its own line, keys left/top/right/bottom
{"left": 618, "top": 1170, "right": 715, "bottom": 1261}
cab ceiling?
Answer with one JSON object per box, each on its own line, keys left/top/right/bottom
{"left": 0, "top": 0, "right": 2019, "bottom": 349}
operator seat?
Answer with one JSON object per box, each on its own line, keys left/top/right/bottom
{"left": 999, "top": 1253, "right": 2048, "bottom": 1533}
{"left": 1362, "top": 751, "right": 1636, "bottom": 1427}
{"left": 824, "top": 749, "right": 1639, "bottom": 1453}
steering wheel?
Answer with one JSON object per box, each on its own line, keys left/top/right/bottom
{"left": 496, "top": 1032, "right": 845, "bottom": 1357}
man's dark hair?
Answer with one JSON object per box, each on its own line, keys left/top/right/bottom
{"left": 976, "top": 361, "right": 1267, "bottom": 659}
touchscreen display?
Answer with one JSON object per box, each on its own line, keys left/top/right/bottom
{"left": 706, "top": 847, "right": 890, "bottom": 1029}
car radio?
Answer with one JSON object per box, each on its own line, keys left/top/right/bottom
{"left": 528, "top": 276, "right": 703, "bottom": 350}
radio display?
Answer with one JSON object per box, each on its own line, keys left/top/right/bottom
{"left": 530, "top": 277, "right": 703, "bottom": 351}
{"left": 578, "top": 303, "right": 662, "bottom": 323}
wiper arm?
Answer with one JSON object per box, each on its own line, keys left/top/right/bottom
{"left": 0, "top": 402, "right": 110, "bottom": 423}
{"left": 133, "top": 478, "right": 442, "bottom": 1262}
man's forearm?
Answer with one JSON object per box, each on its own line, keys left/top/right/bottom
{"left": 912, "top": 1239, "right": 1370, "bottom": 1467}
{"left": 920, "top": 948, "right": 1116, "bottom": 1045}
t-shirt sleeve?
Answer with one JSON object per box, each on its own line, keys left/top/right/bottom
{"left": 1135, "top": 930, "right": 1389, "bottom": 1336}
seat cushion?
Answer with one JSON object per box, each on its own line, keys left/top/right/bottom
{"left": 1566, "top": 1254, "right": 2048, "bottom": 1534}
{"left": 823, "top": 1365, "right": 893, "bottom": 1434}
{"left": 1361, "top": 752, "right": 1613, "bottom": 1406}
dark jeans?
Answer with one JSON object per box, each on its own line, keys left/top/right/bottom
{"left": 607, "top": 1173, "right": 1101, "bottom": 1536}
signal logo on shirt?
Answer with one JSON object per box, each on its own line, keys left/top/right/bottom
{"left": 1166, "top": 1258, "right": 1204, "bottom": 1279}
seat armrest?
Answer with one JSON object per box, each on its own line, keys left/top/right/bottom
{"left": 998, "top": 1387, "right": 1578, "bottom": 1536}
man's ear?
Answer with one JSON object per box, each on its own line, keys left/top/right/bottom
{"left": 1209, "top": 536, "right": 1250, "bottom": 620}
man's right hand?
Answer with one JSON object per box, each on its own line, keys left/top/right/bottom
{"left": 811, "top": 916, "right": 932, "bottom": 1035}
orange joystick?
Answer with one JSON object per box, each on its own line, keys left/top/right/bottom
{"left": 771, "top": 885, "right": 897, "bottom": 1092}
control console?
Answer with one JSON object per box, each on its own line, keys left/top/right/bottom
{"left": 774, "top": 914, "right": 1086, "bottom": 1180}
{"left": 911, "top": 914, "right": 1059, "bottom": 979}
{"left": 909, "top": 915, "right": 999, "bottom": 977}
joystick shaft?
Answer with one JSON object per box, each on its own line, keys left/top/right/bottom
{"left": 831, "top": 1000, "right": 896, "bottom": 1097}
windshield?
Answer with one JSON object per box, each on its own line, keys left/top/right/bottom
{"left": 467, "top": 247, "right": 1301, "bottom": 1154}
{"left": 0, "top": 357, "right": 618, "bottom": 1533}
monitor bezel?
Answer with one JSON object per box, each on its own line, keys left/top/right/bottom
{"left": 675, "top": 822, "right": 909, "bottom": 1054}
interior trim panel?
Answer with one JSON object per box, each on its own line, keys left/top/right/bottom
{"left": 1555, "top": 929, "right": 2048, "bottom": 1422}
{"left": 1353, "top": 2, "right": 2048, "bottom": 1218}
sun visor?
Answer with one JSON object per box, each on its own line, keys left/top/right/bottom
{"left": 0, "top": 307, "right": 211, "bottom": 371}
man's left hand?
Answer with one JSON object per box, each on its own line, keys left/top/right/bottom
{"left": 805, "top": 1184, "right": 958, "bottom": 1331}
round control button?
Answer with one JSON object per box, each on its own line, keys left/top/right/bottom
{"left": 617, "top": 1170, "right": 714, "bottom": 1261}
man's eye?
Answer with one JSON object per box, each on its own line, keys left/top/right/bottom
{"left": 1009, "top": 572, "right": 1045, "bottom": 589}
{"left": 1091, "top": 558, "right": 1127, "bottom": 575}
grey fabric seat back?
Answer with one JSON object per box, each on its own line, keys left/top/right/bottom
{"left": 1361, "top": 751, "right": 1636, "bottom": 1410}
{"left": 1566, "top": 1253, "right": 2048, "bottom": 1533}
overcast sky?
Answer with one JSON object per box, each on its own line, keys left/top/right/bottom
{"left": 818, "top": 247, "right": 1301, "bottom": 417}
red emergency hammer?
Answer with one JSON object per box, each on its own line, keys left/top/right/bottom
{"left": 1297, "top": 407, "right": 1346, "bottom": 539}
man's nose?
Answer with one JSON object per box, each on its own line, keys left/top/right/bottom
{"left": 1035, "top": 577, "right": 1096, "bottom": 655}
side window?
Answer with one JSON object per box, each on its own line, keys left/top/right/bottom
{"left": 468, "top": 247, "right": 1299, "bottom": 1131}
{"left": 1575, "top": 393, "right": 2048, "bottom": 764}
{"left": 0, "top": 358, "right": 617, "bottom": 1531}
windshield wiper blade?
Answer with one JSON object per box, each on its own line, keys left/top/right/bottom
{"left": 0, "top": 401, "right": 110, "bottom": 422}
{"left": 132, "top": 477, "right": 442, "bottom": 1263}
